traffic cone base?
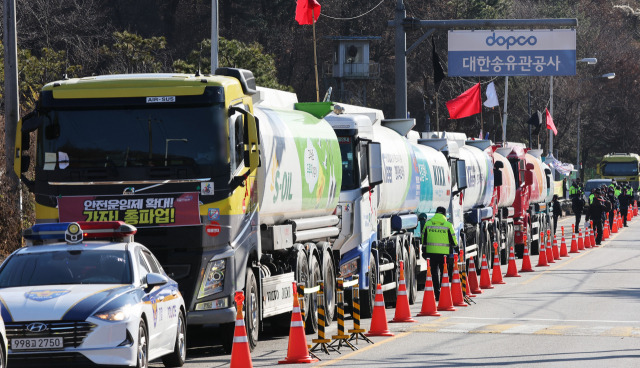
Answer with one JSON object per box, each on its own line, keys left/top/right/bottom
{"left": 391, "top": 261, "right": 417, "bottom": 322}
{"left": 450, "top": 254, "right": 468, "bottom": 307}
{"left": 366, "top": 284, "right": 395, "bottom": 336}
{"left": 505, "top": 246, "right": 521, "bottom": 277}
{"left": 467, "top": 257, "right": 483, "bottom": 294}
{"left": 437, "top": 260, "right": 457, "bottom": 311}
{"left": 417, "top": 259, "right": 441, "bottom": 317}
{"left": 491, "top": 243, "right": 506, "bottom": 285}
{"left": 479, "top": 254, "right": 494, "bottom": 289}
{"left": 230, "top": 291, "right": 254, "bottom": 368}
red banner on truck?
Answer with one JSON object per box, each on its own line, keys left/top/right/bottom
{"left": 58, "top": 192, "right": 201, "bottom": 227}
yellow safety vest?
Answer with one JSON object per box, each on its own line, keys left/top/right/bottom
{"left": 422, "top": 213, "right": 457, "bottom": 255}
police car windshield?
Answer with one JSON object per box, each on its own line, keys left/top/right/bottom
{"left": 0, "top": 250, "right": 132, "bottom": 287}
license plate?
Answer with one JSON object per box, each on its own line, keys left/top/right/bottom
{"left": 11, "top": 337, "right": 64, "bottom": 351}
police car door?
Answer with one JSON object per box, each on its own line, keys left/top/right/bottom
{"left": 140, "top": 248, "right": 179, "bottom": 352}
{"left": 136, "top": 247, "right": 165, "bottom": 355}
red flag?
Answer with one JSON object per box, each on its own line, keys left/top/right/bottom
{"left": 545, "top": 108, "right": 557, "bottom": 135}
{"left": 446, "top": 83, "right": 481, "bottom": 119}
{"left": 295, "top": 0, "right": 321, "bottom": 25}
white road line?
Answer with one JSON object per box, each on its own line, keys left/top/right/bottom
{"left": 449, "top": 316, "right": 640, "bottom": 324}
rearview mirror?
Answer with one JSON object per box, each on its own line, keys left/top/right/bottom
{"left": 456, "top": 160, "right": 468, "bottom": 190}
{"left": 146, "top": 273, "right": 169, "bottom": 288}
{"left": 367, "top": 142, "right": 383, "bottom": 186}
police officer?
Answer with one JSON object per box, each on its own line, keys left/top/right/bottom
{"left": 588, "top": 188, "right": 606, "bottom": 245}
{"left": 619, "top": 184, "right": 632, "bottom": 227}
{"left": 569, "top": 179, "right": 585, "bottom": 229}
{"left": 607, "top": 187, "right": 619, "bottom": 230}
{"left": 422, "top": 206, "right": 458, "bottom": 301}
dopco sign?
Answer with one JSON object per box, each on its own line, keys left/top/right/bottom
{"left": 448, "top": 29, "right": 576, "bottom": 77}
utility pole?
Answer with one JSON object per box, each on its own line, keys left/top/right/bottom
{"left": 4, "top": 0, "right": 20, "bottom": 191}
{"left": 211, "top": 0, "right": 219, "bottom": 73}
{"left": 394, "top": 0, "right": 407, "bottom": 119}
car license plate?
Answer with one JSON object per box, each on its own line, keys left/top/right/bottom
{"left": 11, "top": 337, "right": 64, "bottom": 351}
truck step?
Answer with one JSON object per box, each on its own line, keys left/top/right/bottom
{"left": 381, "top": 282, "right": 397, "bottom": 292}
{"left": 378, "top": 263, "right": 395, "bottom": 272}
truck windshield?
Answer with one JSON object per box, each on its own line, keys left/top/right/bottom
{"left": 338, "top": 136, "right": 358, "bottom": 190}
{"left": 603, "top": 162, "right": 639, "bottom": 176}
{"left": 0, "top": 250, "right": 132, "bottom": 286}
{"left": 36, "top": 104, "right": 227, "bottom": 172}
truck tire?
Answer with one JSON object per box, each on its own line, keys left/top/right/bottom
{"left": 244, "top": 268, "right": 259, "bottom": 351}
{"left": 360, "top": 256, "right": 377, "bottom": 318}
{"left": 321, "top": 248, "right": 336, "bottom": 325}
{"left": 407, "top": 243, "right": 417, "bottom": 305}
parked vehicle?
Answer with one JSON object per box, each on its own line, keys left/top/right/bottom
{"left": 0, "top": 221, "right": 186, "bottom": 368}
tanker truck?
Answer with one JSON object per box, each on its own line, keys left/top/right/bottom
{"left": 466, "top": 140, "right": 517, "bottom": 265}
{"left": 496, "top": 144, "right": 552, "bottom": 256}
{"left": 13, "top": 68, "right": 389, "bottom": 351}
{"left": 322, "top": 110, "right": 466, "bottom": 316}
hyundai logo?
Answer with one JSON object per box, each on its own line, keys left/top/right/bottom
{"left": 485, "top": 32, "right": 537, "bottom": 49}
{"left": 26, "top": 322, "right": 49, "bottom": 333}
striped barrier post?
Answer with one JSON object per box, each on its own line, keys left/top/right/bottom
{"left": 310, "top": 281, "right": 337, "bottom": 355}
{"left": 347, "top": 275, "right": 373, "bottom": 345}
{"left": 329, "top": 278, "right": 356, "bottom": 351}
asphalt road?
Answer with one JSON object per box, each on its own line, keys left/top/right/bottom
{"left": 154, "top": 214, "right": 640, "bottom": 367}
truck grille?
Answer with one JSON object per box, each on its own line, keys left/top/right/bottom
{"left": 5, "top": 321, "right": 96, "bottom": 349}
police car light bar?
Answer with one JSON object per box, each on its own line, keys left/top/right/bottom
{"left": 23, "top": 221, "right": 137, "bottom": 244}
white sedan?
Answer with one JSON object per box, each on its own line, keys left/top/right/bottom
{"left": 0, "top": 221, "right": 186, "bottom": 368}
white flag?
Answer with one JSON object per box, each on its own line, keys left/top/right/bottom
{"left": 483, "top": 81, "right": 499, "bottom": 108}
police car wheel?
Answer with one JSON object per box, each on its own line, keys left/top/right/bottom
{"left": 137, "top": 320, "right": 149, "bottom": 368}
{"left": 162, "top": 310, "right": 186, "bottom": 367}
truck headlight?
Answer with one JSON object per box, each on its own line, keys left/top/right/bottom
{"left": 198, "top": 259, "right": 226, "bottom": 299}
{"left": 340, "top": 257, "right": 359, "bottom": 278}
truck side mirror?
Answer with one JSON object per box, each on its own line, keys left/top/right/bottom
{"left": 526, "top": 163, "right": 535, "bottom": 171}
{"left": 493, "top": 161, "right": 503, "bottom": 187}
{"left": 367, "top": 141, "right": 383, "bottom": 186}
{"left": 231, "top": 106, "right": 260, "bottom": 170}
{"left": 456, "top": 160, "right": 468, "bottom": 190}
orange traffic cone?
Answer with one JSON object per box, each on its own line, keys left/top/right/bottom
{"left": 278, "top": 283, "right": 318, "bottom": 364}
{"left": 467, "top": 256, "right": 483, "bottom": 295}
{"left": 590, "top": 226, "right": 597, "bottom": 247}
{"left": 584, "top": 228, "right": 592, "bottom": 249}
{"left": 612, "top": 214, "right": 619, "bottom": 233}
{"left": 536, "top": 233, "right": 549, "bottom": 267}
{"left": 520, "top": 235, "right": 534, "bottom": 272}
{"left": 603, "top": 219, "right": 610, "bottom": 239}
{"left": 450, "top": 254, "right": 467, "bottom": 307}
{"left": 505, "top": 246, "right": 521, "bottom": 277}
{"left": 417, "top": 259, "right": 441, "bottom": 317}
{"left": 560, "top": 235, "right": 569, "bottom": 257}
{"left": 569, "top": 233, "right": 579, "bottom": 253}
{"left": 618, "top": 210, "right": 623, "bottom": 229}
{"left": 479, "top": 254, "right": 494, "bottom": 289}
{"left": 230, "top": 291, "right": 254, "bottom": 368}
{"left": 391, "top": 261, "right": 417, "bottom": 322}
{"left": 562, "top": 226, "right": 565, "bottom": 238}
{"left": 634, "top": 201, "right": 638, "bottom": 216}
{"left": 365, "top": 284, "right": 394, "bottom": 337}
{"left": 628, "top": 205, "right": 633, "bottom": 221}
{"left": 545, "top": 232, "right": 555, "bottom": 264}
{"left": 437, "top": 259, "right": 456, "bottom": 311}
{"left": 491, "top": 243, "right": 505, "bottom": 285}
{"left": 577, "top": 229, "right": 585, "bottom": 250}
{"left": 552, "top": 235, "right": 560, "bottom": 260}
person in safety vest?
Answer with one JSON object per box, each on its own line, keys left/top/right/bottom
{"left": 619, "top": 183, "right": 632, "bottom": 227}
{"left": 588, "top": 188, "right": 607, "bottom": 245}
{"left": 569, "top": 179, "right": 584, "bottom": 229}
{"left": 422, "top": 206, "right": 458, "bottom": 301}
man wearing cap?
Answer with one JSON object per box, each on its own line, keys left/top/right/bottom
{"left": 422, "top": 206, "right": 458, "bottom": 301}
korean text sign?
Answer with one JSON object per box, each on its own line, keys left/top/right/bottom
{"left": 448, "top": 29, "right": 576, "bottom": 76}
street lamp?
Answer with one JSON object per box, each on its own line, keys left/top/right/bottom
{"left": 549, "top": 58, "right": 597, "bottom": 155}
{"left": 576, "top": 73, "right": 615, "bottom": 178}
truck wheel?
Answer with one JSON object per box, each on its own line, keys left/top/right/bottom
{"left": 301, "top": 251, "right": 319, "bottom": 334}
{"left": 360, "top": 256, "right": 377, "bottom": 318}
{"left": 321, "top": 249, "right": 336, "bottom": 326}
{"left": 244, "top": 268, "right": 259, "bottom": 351}
{"left": 408, "top": 244, "right": 417, "bottom": 305}
{"left": 384, "top": 239, "right": 402, "bottom": 307}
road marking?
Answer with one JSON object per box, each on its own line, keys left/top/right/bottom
{"left": 315, "top": 331, "right": 411, "bottom": 367}
{"left": 534, "top": 325, "right": 576, "bottom": 335}
{"left": 450, "top": 316, "right": 640, "bottom": 324}
{"left": 470, "top": 324, "right": 520, "bottom": 334}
